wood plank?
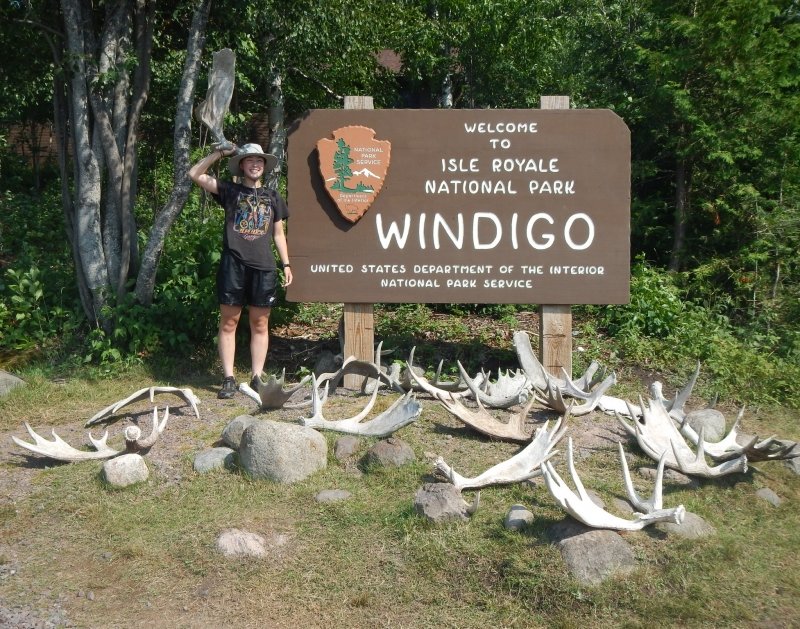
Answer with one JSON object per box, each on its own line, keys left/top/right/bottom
{"left": 538, "top": 95, "right": 572, "bottom": 379}
{"left": 342, "top": 95, "right": 375, "bottom": 389}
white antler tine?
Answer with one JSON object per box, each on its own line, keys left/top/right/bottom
{"left": 433, "top": 359, "right": 445, "bottom": 385}
{"left": 158, "top": 405, "right": 170, "bottom": 432}
{"left": 88, "top": 429, "right": 112, "bottom": 451}
{"left": 618, "top": 441, "right": 641, "bottom": 506}
{"left": 652, "top": 451, "right": 666, "bottom": 510}
{"left": 565, "top": 437, "right": 591, "bottom": 501}
{"left": 694, "top": 425, "right": 708, "bottom": 464}
{"left": 671, "top": 361, "right": 701, "bottom": 413}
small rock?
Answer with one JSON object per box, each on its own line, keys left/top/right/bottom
{"left": 315, "top": 489, "right": 352, "bottom": 503}
{"left": 755, "top": 487, "right": 781, "bottom": 507}
{"left": 362, "top": 437, "right": 415, "bottom": 468}
{"left": 102, "top": 454, "right": 148, "bottom": 487}
{"left": 216, "top": 528, "right": 267, "bottom": 558}
{"left": 504, "top": 504, "right": 534, "bottom": 531}
{"left": 655, "top": 511, "right": 716, "bottom": 539}
{"left": 413, "top": 483, "right": 476, "bottom": 523}
{"left": 193, "top": 447, "right": 236, "bottom": 473}
{"left": 334, "top": 436, "right": 360, "bottom": 461}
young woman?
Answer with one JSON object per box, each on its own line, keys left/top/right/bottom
{"left": 188, "top": 143, "right": 293, "bottom": 398}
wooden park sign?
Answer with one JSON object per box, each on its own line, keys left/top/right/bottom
{"left": 286, "top": 108, "right": 630, "bottom": 306}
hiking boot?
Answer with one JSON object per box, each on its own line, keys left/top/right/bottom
{"left": 250, "top": 374, "right": 263, "bottom": 391}
{"left": 217, "top": 376, "right": 236, "bottom": 399}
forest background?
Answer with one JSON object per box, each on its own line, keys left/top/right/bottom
{"left": 0, "top": 0, "right": 798, "bottom": 408}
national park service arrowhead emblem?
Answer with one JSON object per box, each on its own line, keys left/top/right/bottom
{"left": 317, "top": 126, "right": 391, "bottom": 223}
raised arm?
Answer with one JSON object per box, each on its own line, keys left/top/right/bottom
{"left": 188, "top": 146, "right": 236, "bottom": 195}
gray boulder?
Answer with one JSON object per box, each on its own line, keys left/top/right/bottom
{"left": 362, "top": 437, "right": 415, "bottom": 468}
{"left": 102, "top": 453, "right": 149, "bottom": 487}
{"left": 548, "top": 518, "right": 637, "bottom": 586}
{"left": 0, "top": 370, "right": 25, "bottom": 396}
{"left": 239, "top": 420, "right": 327, "bottom": 483}
{"left": 221, "top": 414, "right": 257, "bottom": 450}
{"left": 684, "top": 408, "right": 727, "bottom": 442}
{"left": 413, "top": 483, "right": 476, "bottom": 523}
{"left": 655, "top": 511, "right": 716, "bottom": 538}
{"left": 194, "top": 447, "right": 236, "bottom": 473}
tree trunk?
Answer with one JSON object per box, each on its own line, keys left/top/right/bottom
{"left": 669, "top": 158, "right": 691, "bottom": 272}
{"left": 265, "top": 65, "right": 286, "bottom": 192}
{"left": 117, "top": 0, "right": 154, "bottom": 298}
{"left": 134, "top": 0, "right": 212, "bottom": 306}
{"left": 62, "top": 0, "right": 110, "bottom": 327}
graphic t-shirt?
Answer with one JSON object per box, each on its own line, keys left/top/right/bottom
{"left": 213, "top": 181, "right": 289, "bottom": 270}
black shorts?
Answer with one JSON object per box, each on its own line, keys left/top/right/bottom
{"left": 217, "top": 251, "right": 278, "bottom": 308}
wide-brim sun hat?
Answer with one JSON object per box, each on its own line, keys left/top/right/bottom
{"left": 228, "top": 143, "right": 278, "bottom": 176}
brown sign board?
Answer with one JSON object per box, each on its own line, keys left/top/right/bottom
{"left": 286, "top": 109, "right": 630, "bottom": 305}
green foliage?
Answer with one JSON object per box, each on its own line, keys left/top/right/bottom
{"left": 601, "top": 257, "right": 691, "bottom": 338}
{"left": 0, "top": 189, "right": 82, "bottom": 359}
{"left": 0, "top": 263, "right": 80, "bottom": 353}
{"left": 80, "top": 197, "right": 223, "bottom": 367}
{"left": 592, "top": 259, "right": 800, "bottom": 407}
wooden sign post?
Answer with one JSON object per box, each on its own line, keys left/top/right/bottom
{"left": 539, "top": 96, "right": 572, "bottom": 379}
{"left": 342, "top": 95, "right": 375, "bottom": 389}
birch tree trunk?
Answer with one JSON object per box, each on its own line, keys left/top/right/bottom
{"left": 134, "top": 0, "right": 212, "bottom": 305}
{"left": 265, "top": 65, "right": 286, "bottom": 192}
{"left": 62, "top": 0, "right": 109, "bottom": 327}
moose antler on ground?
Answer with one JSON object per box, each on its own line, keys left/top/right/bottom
{"left": 436, "top": 389, "right": 541, "bottom": 442}
{"left": 86, "top": 386, "right": 199, "bottom": 427}
{"left": 532, "top": 374, "right": 617, "bottom": 417}
{"left": 513, "top": 331, "right": 623, "bottom": 416}
{"left": 675, "top": 406, "right": 799, "bottom": 462}
{"left": 400, "top": 347, "right": 479, "bottom": 396}
{"left": 300, "top": 375, "right": 421, "bottom": 437}
{"left": 314, "top": 343, "right": 406, "bottom": 394}
{"left": 616, "top": 396, "right": 748, "bottom": 477}
{"left": 456, "top": 361, "right": 530, "bottom": 409}
{"left": 541, "top": 438, "right": 686, "bottom": 531}
{"left": 661, "top": 372, "right": 800, "bottom": 463}
{"left": 434, "top": 415, "right": 566, "bottom": 491}
{"left": 239, "top": 369, "right": 312, "bottom": 409}
{"left": 14, "top": 407, "right": 170, "bottom": 463}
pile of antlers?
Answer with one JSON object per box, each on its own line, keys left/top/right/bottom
{"left": 10, "top": 331, "right": 798, "bottom": 533}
